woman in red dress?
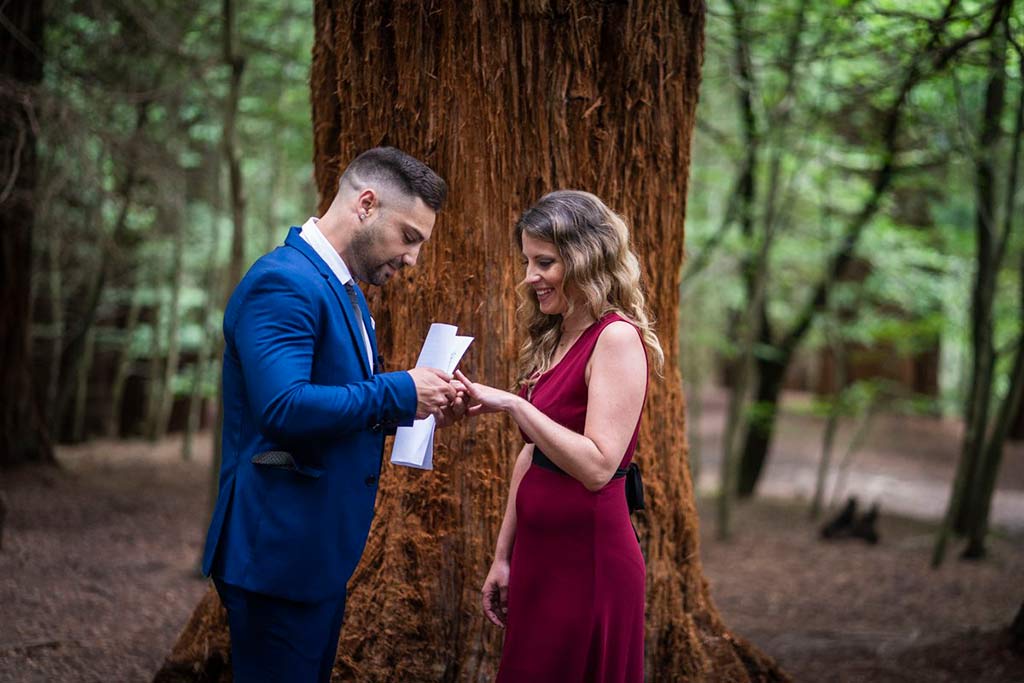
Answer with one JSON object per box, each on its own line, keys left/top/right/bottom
{"left": 457, "top": 190, "right": 664, "bottom": 682}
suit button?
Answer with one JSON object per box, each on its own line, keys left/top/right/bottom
{"left": 365, "top": 475, "right": 378, "bottom": 486}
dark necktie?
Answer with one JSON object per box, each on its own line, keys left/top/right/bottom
{"left": 344, "top": 281, "right": 361, "bottom": 313}
{"left": 345, "top": 281, "right": 372, "bottom": 370}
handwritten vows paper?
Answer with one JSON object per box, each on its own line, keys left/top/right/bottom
{"left": 390, "top": 323, "right": 473, "bottom": 470}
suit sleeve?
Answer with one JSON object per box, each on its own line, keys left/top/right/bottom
{"left": 229, "top": 269, "right": 417, "bottom": 443}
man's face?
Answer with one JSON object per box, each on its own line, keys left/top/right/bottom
{"left": 348, "top": 194, "right": 436, "bottom": 286}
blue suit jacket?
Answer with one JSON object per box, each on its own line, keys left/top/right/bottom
{"left": 202, "top": 227, "right": 417, "bottom": 603}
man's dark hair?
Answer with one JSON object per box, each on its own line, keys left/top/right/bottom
{"left": 340, "top": 146, "right": 447, "bottom": 211}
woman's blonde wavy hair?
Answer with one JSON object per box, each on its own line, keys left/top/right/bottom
{"left": 514, "top": 190, "right": 664, "bottom": 389}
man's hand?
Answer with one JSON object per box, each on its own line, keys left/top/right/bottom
{"left": 435, "top": 380, "right": 469, "bottom": 428}
{"left": 408, "top": 367, "right": 457, "bottom": 419}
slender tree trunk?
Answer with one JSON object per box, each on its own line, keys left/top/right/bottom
{"left": 44, "top": 216, "right": 63, "bottom": 434}
{"left": 721, "top": 0, "right": 806, "bottom": 517}
{"left": 952, "top": 19, "right": 1007, "bottom": 534}
{"left": 829, "top": 398, "right": 880, "bottom": 509}
{"left": 263, "top": 143, "right": 282, "bottom": 255}
{"left": 157, "top": 2, "right": 789, "bottom": 682}
{"left": 962, "top": 327, "right": 1024, "bottom": 558}
{"left": 56, "top": 104, "right": 150, "bottom": 433}
{"left": 934, "top": 8, "right": 1013, "bottom": 565}
{"left": 155, "top": 207, "right": 187, "bottom": 440}
{"left": 1011, "top": 600, "right": 1024, "bottom": 652}
{"left": 205, "top": 0, "right": 248, "bottom": 541}
{"left": 222, "top": 0, "right": 246, "bottom": 291}
{"left": 737, "top": 352, "right": 789, "bottom": 497}
{"left": 68, "top": 195, "right": 108, "bottom": 442}
{"left": 811, "top": 144, "right": 845, "bottom": 518}
{"left": 106, "top": 286, "right": 144, "bottom": 437}
{"left": 0, "top": 0, "right": 53, "bottom": 467}
{"left": 1006, "top": 39, "right": 1024, "bottom": 448}
{"left": 70, "top": 326, "right": 97, "bottom": 442}
{"left": 144, "top": 290, "right": 167, "bottom": 441}
{"left": 960, "top": 21, "right": 1024, "bottom": 558}
{"left": 811, "top": 321, "right": 848, "bottom": 519}
{"left": 1011, "top": 393, "right": 1024, "bottom": 440}
{"left": 183, "top": 214, "right": 223, "bottom": 462}
{"left": 182, "top": 337, "right": 211, "bottom": 463}
{"left": 962, "top": 82, "right": 1024, "bottom": 555}
{"left": 717, "top": 0, "right": 762, "bottom": 540}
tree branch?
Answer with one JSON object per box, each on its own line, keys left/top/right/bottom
{"left": 779, "top": 0, "right": 1009, "bottom": 356}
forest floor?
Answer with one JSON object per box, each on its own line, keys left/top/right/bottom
{"left": 1, "top": 389, "right": 1022, "bottom": 682}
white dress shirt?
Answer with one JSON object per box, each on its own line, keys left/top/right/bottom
{"left": 298, "top": 217, "right": 374, "bottom": 371}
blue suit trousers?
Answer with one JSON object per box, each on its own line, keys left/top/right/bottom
{"left": 214, "top": 578, "right": 347, "bottom": 683}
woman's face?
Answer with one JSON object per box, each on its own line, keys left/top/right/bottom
{"left": 521, "top": 232, "right": 570, "bottom": 316}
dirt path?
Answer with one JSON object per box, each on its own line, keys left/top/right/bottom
{"left": 0, "top": 438, "right": 211, "bottom": 682}
{"left": 692, "top": 387, "right": 1024, "bottom": 531}
{"left": 0, "top": 413, "right": 1021, "bottom": 682}
{"left": 697, "top": 497, "right": 1023, "bottom": 682}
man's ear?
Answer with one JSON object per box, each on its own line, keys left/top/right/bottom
{"left": 357, "top": 189, "right": 377, "bottom": 221}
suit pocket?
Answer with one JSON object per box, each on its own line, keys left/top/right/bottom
{"left": 251, "top": 450, "right": 324, "bottom": 479}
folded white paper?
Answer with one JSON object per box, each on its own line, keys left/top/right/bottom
{"left": 390, "top": 323, "right": 473, "bottom": 470}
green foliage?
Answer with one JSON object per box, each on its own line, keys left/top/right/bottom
{"left": 31, "top": 0, "right": 318, "bottom": 436}
{"left": 683, "top": 0, "right": 1023, "bottom": 422}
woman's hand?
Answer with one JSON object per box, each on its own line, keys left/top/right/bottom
{"left": 481, "top": 559, "right": 510, "bottom": 627}
{"left": 455, "top": 370, "right": 520, "bottom": 416}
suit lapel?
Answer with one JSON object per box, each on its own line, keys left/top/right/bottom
{"left": 285, "top": 228, "right": 373, "bottom": 378}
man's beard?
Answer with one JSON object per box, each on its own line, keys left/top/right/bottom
{"left": 349, "top": 227, "right": 402, "bottom": 286}
{"left": 366, "top": 261, "right": 400, "bottom": 286}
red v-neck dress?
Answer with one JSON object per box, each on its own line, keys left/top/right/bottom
{"left": 497, "top": 313, "right": 647, "bottom": 683}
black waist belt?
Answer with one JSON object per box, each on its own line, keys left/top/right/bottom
{"left": 532, "top": 447, "right": 645, "bottom": 513}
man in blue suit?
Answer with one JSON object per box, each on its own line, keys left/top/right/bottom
{"left": 202, "top": 147, "right": 459, "bottom": 681}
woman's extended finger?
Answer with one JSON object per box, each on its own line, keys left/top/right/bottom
{"left": 455, "top": 372, "right": 484, "bottom": 402}
{"left": 454, "top": 370, "right": 475, "bottom": 391}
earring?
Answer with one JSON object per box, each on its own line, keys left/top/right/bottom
{"left": 359, "top": 212, "right": 366, "bottom": 221}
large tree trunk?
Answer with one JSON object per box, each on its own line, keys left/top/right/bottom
{"left": 157, "top": 2, "right": 787, "bottom": 681}
{"left": 0, "top": 0, "right": 53, "bottom": 467}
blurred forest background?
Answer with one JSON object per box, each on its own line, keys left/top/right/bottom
{"left": 2, "top": 0, "right": 1024, "bottom": 681}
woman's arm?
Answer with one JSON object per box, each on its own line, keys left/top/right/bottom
{"left": 482, "top": 443, "right": 534, "bottom": 627}
{"left": 459, "top": 321, "right": 647, "bottom": 492}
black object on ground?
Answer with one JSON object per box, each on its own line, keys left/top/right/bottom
{"left": 850, "top": 503, "right": 880, "bottom": 545}
{"left": 821, "top": 497, "right": 858, "bottom": 540}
